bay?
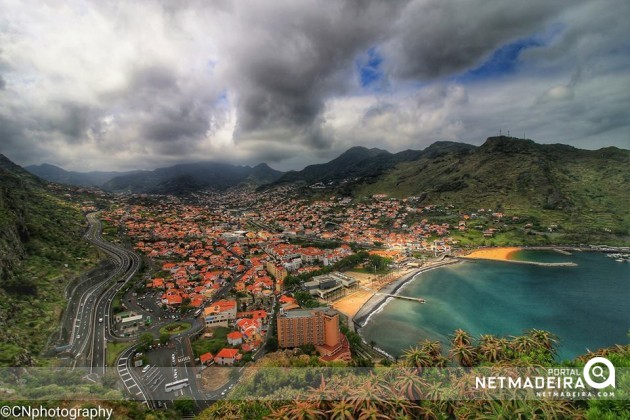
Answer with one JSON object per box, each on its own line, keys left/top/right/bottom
{"left": 359, "top": 250, "right": 629, "bottom": 361}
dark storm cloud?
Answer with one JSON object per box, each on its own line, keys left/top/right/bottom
{"left": 0, "top": 114, "right": 23, "bottom": 149}
{"left": 130, "top": 65, "right": 178, "bottom": 92}
{"left": 141, "top": 101, "right": 211, "bottom": 145}
{"left": 93, "top": 62, "right": 225, "bottom": 157}
{"left": 0, "top": 0, "right": 627, "bottom": 171}
{"left": 52, "top": 102, "right": 97, "bottom": 141}
{"left": 385, "top": 0, "right": 581, "bottom": 80}
{"left": 223, "top": 0, "right": 405, "bottom": 149}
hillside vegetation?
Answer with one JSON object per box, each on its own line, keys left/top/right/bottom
{"left": 200, "top": 329, "right": 630, "bottom": 419}
{"left": 0, "top": 155, "right": 97, "bottom": 366}
{"left": 280, "top": 137, "right": 628, "bottom": 243}
{"left": 356, "top": 137, "right": 629, "bottom": 241}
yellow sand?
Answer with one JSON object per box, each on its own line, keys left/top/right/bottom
{"left": 464, "top": 247, "right": 521, "bottom": 261}
{"left": 332, "top": 289, "right": 376, "bottom": 318}
{"left": 332, "top": 268, "right": 415, "bottom": 318}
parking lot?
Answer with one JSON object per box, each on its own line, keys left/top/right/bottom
{"left": 130, "top": 338, "right": 195, "bottom": 403}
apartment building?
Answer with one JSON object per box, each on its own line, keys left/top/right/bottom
{"left": 203, "top": 299, "right": 237, "bottom": 327}
{"left": 276, "top": 307, "right": 351, "bottom": 362}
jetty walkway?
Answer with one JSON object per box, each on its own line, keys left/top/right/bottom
{"left": 375, "top": 293, "right": 426, "bottom": 303}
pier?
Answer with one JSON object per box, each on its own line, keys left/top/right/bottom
{"left": 376, "top": 293, "right": 426, "bottom": 303}
{"left": 553, "top": 249, "right": 573, "bottom": 256}
{"left": 458, "top": 257, "right": 577, "bottom": 267}
{"left": 505, "top": 260, "right": 577, "bottom": 267}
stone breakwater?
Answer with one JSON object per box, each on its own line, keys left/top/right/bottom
{"left": 459, "top": 257, "right": 577, "bottom": 267}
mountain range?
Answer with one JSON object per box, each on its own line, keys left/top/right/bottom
{"left": 270, "top": 136, "right": 629, "bottom": 239}
{"left": 27, "top": 161, "right": 284, "bottom": 194}
{"left": 25, "top": 163, "right": 141, "bottom": 188}
{"left": 269, "top": 141, "right": 475, "bottom": 187}
{"left": 20, "top": 137, "right": 630, "bottom": 239}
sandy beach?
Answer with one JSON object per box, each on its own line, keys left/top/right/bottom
{"left": 462, "top": 247, "right": 521, "bottom": 261}
{"left": 331, "top": 289, "right": 376, "bottom": 319}
{"left": 333, "top": 259, "right": 461, "bottom": 326}
{"left": 332, "top": 269, "right": 415, "bottom": 319}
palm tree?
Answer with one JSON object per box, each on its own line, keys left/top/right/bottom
{"left": 527, "top": 329, "right": 558, "bottom": 353}
{"left": 419, "top": 339, "right": 449, "bottom": 367}
{"left": 327, "top": 399, "right": 355, "bottom": 420}
{"left": 478, "top": 334, "right": 503, "bottom": 363}
{"left": 357, "top": 405, "right": 389, "bottom": 420}
{"left": 450, "top": 343, "right": 477, "bottom": 367}
{"left": 402, "top": 345, "right": 433, "bottom": 371}
{"left": 307, "top": 374, "right": 331, "bottom": 410}
{"left": 451, "top": 329, "right": 472, "bottom": 347}
{"left": 394, "top": 367, "right": 427, "bottom": 400}
{"left": 346, "top": 374, "right": 384, "bottom": 413}
{"left": 282, "top": 401, "right": 325, "bottom": 420}
{"left": 510, "top": 334, "right": 537, "bottom": 356}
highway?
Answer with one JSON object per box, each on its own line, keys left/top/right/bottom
{"left": 59, "top": 212, "right": 141, "bottom": 375}
{"left": 60, "top": 212, "right": 257, "bottom": 412}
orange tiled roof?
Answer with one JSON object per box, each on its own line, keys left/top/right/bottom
{"left": 227, "top": 331, "right": 243, "bottom": 340}
{"left": 215, "top": 348, "right": 239, "bottom": 359}
{"left": 199, "top": 352, "right": 214, "bottom": 364}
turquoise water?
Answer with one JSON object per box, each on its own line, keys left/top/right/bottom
{"left": 360, "top": 251, "right": 629, "bottom": 361}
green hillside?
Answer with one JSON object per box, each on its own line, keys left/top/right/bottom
{"left": 353, "top": 137, "right": 629, "bottom": 243}
{"left": 0, "top": 155, "right": 97, "bottom": 366}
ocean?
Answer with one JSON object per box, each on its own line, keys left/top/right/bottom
{"left": 359, "top": 250, "right": 629, "bottom": 361}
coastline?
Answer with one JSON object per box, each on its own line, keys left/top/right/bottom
{"left": 350, "top": 245, "right": 623, "bottom": 336}
{"left": 462, "top": 246, "right": 521, "bottom": 261}
{"left": 460, "top": 246, "right": 578, "bottom": 266}
{"left": 352, "top": 259, "right": 461, "bottom": 328}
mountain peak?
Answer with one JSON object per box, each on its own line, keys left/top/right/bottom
{"left": 344, "top": 145, "right": 388, "bottom": 154}
{"left": 479, "top": 136, "right": 538, "bottom": 154}
{"left": 336, "top": 146, "right": 390, "bottom": 161}
{"left": 0, "top": 154, "right": 30, "bottom": 175}
{"left": 421, "top": 141, "right": 476, "bottom": 158}
{"left": 252, "top": 162, "right": 272, "bottom": 170}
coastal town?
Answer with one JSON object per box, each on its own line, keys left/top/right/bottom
{"left": 85, "top": 185, "right": 576, "bottom": 382}
{"left": 35, "top": 177, "right": 617, "bottom": 416}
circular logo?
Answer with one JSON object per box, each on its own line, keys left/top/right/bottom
{"left": 583, "top": 357, "right": 616, "bottom": 389}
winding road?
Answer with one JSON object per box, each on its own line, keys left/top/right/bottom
{"left": 60, "top": 213, "right": 141, "bottom": 370}
{"left": 60, "top": 212, "right": 215, "bottom": 410}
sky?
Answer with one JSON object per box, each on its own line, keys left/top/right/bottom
{"left": 0, "top": 0, "right": 629, "bottom": 172}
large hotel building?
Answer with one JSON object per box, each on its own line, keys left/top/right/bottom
{"left": 276, "top": 307, "right": 351, "bottom": 362}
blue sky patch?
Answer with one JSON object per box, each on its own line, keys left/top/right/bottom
{"left": 456, "top": 36, "right": 547, "bottom": 83}
{"left": 357, "top": 47, "right": 386, "bottom": 89}
{"left": 466, "top": 38, "right": 542, "bottom": 81}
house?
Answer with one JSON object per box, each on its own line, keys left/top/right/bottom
{"left": 227, "top": 331, "right": 243, "bottom": 346}
{"left": 199, "top": 352, "right": 214, "bottom": 366}
{"left": 235, "top": 318, "right": 261, "bottom": 340}
{"left": 165, "top": 294, "right": 183, "bottom": 306}
{"left": 279, "top": 295, "right": 297, "bottom": 305}
{"left": 214, "top": 348, "right": 241, "bottom": 366}
{"left": 204, "top": 299, "right": 237, "bottom": 327}
{"left": 241, "top": 341, "right": 261, "bottom": 353}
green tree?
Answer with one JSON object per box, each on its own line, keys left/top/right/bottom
{"left": 266, "top": 336, "right": 278, "bottom": 352}
{"left": 300, "top": 343, "right": 316, "bottom": 355}
{"left": 139, "top": 332, "right": 154, "bottom": 351}
{"left": 159, "top": 333, "right": 171, "bottom": 345}
{"left": 174, "top": 396, "right": 195, "bottom": 415}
